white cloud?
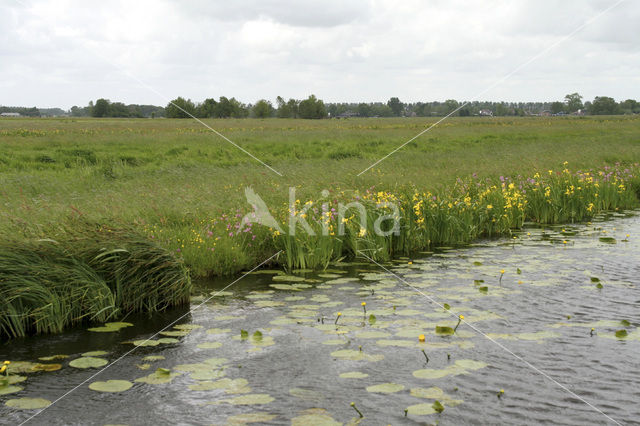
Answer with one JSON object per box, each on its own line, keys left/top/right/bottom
{"left": 0, "top": 0, "right": 637, "bottom": 108}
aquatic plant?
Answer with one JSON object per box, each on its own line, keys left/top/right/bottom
{"left": 0, "top": 224, "right": 191, "bottom": 340}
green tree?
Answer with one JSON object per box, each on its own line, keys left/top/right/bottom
{"left": 564, "top": 92, "right": 583, "bottom": 112}
{"left": 166, "top": 97, "right": 196, "bottom": 118}
{"left": 298, "top": 95, "right": 326, "bottom": 119}
{"left": 589, "top": 96, "right": 620, "bottom": 115}
{"left": 550, "top": 101, "right": 565, "bottom": 114}
{"left": 92, "top": 98, "right": 110, "bottom": 117}
{"left": 619, "top": 99, "right": 639, "bottom": 114}
{"left": 387, "top": 97, "right": 404, "bottom": 116}
{"left": 252, "top": 99, "right": 273, "bottom": 118}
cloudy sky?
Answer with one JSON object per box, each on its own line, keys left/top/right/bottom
{"left": 1, "top": 0, "right": 638, "bottom": 108}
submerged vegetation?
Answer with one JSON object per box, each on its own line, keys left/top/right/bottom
{"left": 0, "top": 224, "right": 191, "bottom": 340}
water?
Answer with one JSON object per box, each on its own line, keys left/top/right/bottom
{"left": 2, "top": 213, "right": 639, "bottom": 425}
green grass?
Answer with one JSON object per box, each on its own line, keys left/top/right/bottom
{"left": 1, "top": 115, "right": 639, "bottom": 276}
{"left": 0, "top": 223, "right": 191, "bottom": 339}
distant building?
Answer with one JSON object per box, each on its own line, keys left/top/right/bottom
{"left": 335, "top": 111, "right": 359, "bottom": 119}
{"left": 0, "top": 112, "right": 20, "bottom": 117}
{"left": 478, "top": 109, "right": 493, "bottom": 116}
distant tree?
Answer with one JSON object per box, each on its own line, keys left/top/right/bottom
{"left": 92, "top": 98, "right": 110, "bottom": 117}
{"left": 589, "top": 96, "right": 620, "bottom": 115}
{"left": 387, "top": 97, "right": 404, "bottom": 116}
{"left": 458, "top": 107, "right": 470, "bottom": 117}
{"left": 619, "top": 99, "right": 640, "bottom": 114}
{"left": 357, "top": 103, "right": 373, "bottom": 117}
{"left": 197, "top": 98, "right": 218, "bottom": 118}
{"left": 252, "top": 99, "right": 273, "bottom": 118}
{"left": 166, "top": 97, "right": 196, "bottom": 118}
{"left": 550, "top": 101, "right": 565, "bottom": 114}
{"left": 564, "top": 92, "right": 583, "bottom": 112}
{"left": 443, "top": 99, "right": 459, "bottom": 115}
{"left": 298, "top": 95, "right": 326, "bottom": 119}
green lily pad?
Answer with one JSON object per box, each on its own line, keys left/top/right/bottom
{"left": 0, "top": 385, "right": 23, "bottom": 395}
{"left": 38, "top": 354, "right": 69, "bottom": 361}
{"left": 174, "top": 324, "right": 203, "bottom": 330}
{"left": 226, "top": 413, "right": 277, "bottom": 424}
{"left": 599, "top": 237, "right": 616, "bottom": 244}
{"left": 135, "top": 370, "right": 182, "bottom": 384}
{"left": 620, "top": 320, "right": 631, "bottom": 327}
{"left": 321, "top": 339, "right": 347, "bottom": 346}
{"left": 339, "top": 371, "right": 369, "bottom": 379}
{"left": 406, "top": 402, "right": 436, "bottom": 415}
{"left": 206, "top": 328, "right": 231, "bottom": 335}
{"left": 5, "top": 397, "right": 51, "bottom": 409}
{"left": 130, "top": 340, "right": 160, "bottom": 347}
{"left": 330, "top": 349, "right": 384, "bottom": 362}
{"left": 89, "top": 380, "right": 133, "bottom": 393}
{"left": 31, "top": 363, "right": 62, "bottom": 372}
{"left": 156, "top": 338, "right": 179, "bottom": 344}
{"left": 366, "top": 383, "right": 404, "bottom": 393}
{"left": 69, "top": 357, "right": 108, "bottom": 369}
{"left": 4, "top": 375, "right": 26, "bottom": 385}
{"left": 87, "top": 322, "right": 133, "bottom": 333}
{"left": 142, "top": 355, "right": 165, "bottom": 361}
{"left": 159, "top": 330, "right": 190, "bottom": 337}
{"left": 433, "top": 400, "right": 445, "bottom": 413}
{"left": 81, "top": 351, "right": 108, "bottom": 357}
{"left": 272, "top": 275, "right": 306, "bottom": 282}
{"left": 197, "top": 342, "right": 223, "bottom": 349}
{"left": 435, "top": 326, "right": 455, "bottom": 335}
{"left": 6, "top": 361, "right": 39, "bottom": 374}
{"left": 410, "top": 387, "right": 444, "bottom": 399}
{"left": 291, "top": 410, "right": 341, "bottom": 425}
{"left": 615, "top": 329, "right": 628, "bottom": 338}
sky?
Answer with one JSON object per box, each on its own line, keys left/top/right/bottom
{"left": 1, "top": 0, "right": 639, "bottom": 109}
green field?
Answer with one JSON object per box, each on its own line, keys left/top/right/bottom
{"left": 1, "top": 115, "right": 640, "bottom": 277}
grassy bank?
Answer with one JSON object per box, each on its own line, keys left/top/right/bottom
{"left": 1, "top": 115, "right": 639, "bottom": 276}
{"left": 0, "top": 224, "right": 191, "bottom": 340}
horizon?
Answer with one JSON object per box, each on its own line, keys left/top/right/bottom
{"left": 1, "top": 1, "right": 639, "bottom": 110}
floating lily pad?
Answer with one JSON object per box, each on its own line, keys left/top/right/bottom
{"left": 330, "top": 349, "right": 384, "bottom": 362}
{"left": 87, "top": 322, "right": 133, "bottom": 333}
{"left": 366, "top": 382, "right": 404, "bottom": 393}
{"left": 0, "top": 385, "right": 23, "bottom": 395}
{"left": 291, "top": 410, "right": 341, "bottom": 426}
{"left": 406, "top": 402, "right": 436, "bottom": 415}
{"left": 599, "top": 237, "right": 616, "bottom": 244}
{"left": 435, "top": 326, "right": 455, "bottom": 335}
{"left": 134, "top": 370, "right": 182, "bottom": 384}
{"left": 142, "top": 355, "right": 165, "bottom": 361}
{"left": 6, "top": 361, "right": 39, "bottom": 374}
{"left": 174, "top": 324, "right": 203, "bottom": 330}
{"left": 32, "top": 363, "right": 62, "bottom": 372}
{"left": 211, "top": 291, "right": 234, "bottom": 297}
{"left": 136, "top": 364, "right": 151, "bottom": 370}
{"left": 206, "top": 328, "right": 231, "bottom": 335}
{"left": 157, "top": 338, "right": 179, "bottom": 344}
{"left": 254, "top": 301, "right": 286, "bottom": 308}
{"left": 89, "top": 380, "right": 133, "bottom": 393}
{"left": 159, "top": 330, "right": 190, "bottom": 337}
{"left": 191, "top": 370, "right": 226, "bottom": 381}
{"left": 130, "top": 340, "right": 160, "bottom": 347}
{"left": 69, "top": 357, "right": 108, "bottom": 369}
{"left": 4, "top": 375, "right": 26, "bottom": 385}
{"left": 321, "top": 339, "right": 346, "bottom": 346}
{"left": 410, "top": 387, "right": 444, "bottom": 399}
{"left": 197, "top": 342, "right": 223, "bottom": 349}
{"left": 227, "top": 412, "right": 277, "bottom": 425}
{"left": 81, "top": 351, "right": 108, "bottom": 357}
{"left": 615, "top": 329, "right": 628, "bottom": 338}
{"left": 339, "top": 371, "right": 369, "bottom": 379}
{"left": 272, "top": 275, "right": 306, "bottom": 282}
{"left": 38, "top": 354, "right": 68, "bottom": 361}
{"left": 5, "top": 397, "right": 51, "bottom": 409}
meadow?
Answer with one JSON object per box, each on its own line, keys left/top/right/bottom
{"left": 1, "top": 115, "right": 640, "bottom": 278}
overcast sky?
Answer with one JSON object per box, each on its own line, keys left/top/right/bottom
{"left": 1, "top": 0, "right": 638, "bottom": 108}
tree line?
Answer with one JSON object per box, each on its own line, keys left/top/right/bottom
{"left": 4, "top": 92, "right": 638, "bottom": 119}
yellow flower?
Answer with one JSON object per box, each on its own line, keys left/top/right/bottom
{"left": 500, "top": 269, "right": 505, "bottom": 274}
{"left": 361, "top": 302, "right": 366, "bottom": 306}
{"left": 486, "top": 204, "right": 493, "bottom": 210}
{"left": 337, "top": 312, "right": 342, "bottom": 316}
{"left": 418, "top": 334, "right": 425, "bottom": 342}
{"left": 459, "top": 315, "right": 464, "bottom": 320}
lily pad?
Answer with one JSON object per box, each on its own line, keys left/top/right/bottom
{"left": 38, "top": 354, "right": 69, "bottom": 361}
{"left": 159, "top": 330, "right": 190, "bottom": 337}
{"left": 206, "top": 328, "right": 231, "bottom": 335}
{"left": 31, "top": 363, "right": 62, "bottom": 372}
{"left": 366, "top": 383, "right": 404, "bottom": 393}
{"left": 410, "top": 387, "right": 444, "bottom": 399}
{"left": 89, "top": 380, "right": 133, "bottom": 393}
{"left": 291, "top": 410, "right": 341, "bottom": 426}
{"left": 0, "top": 385, "right": 23, "bottom": 395}
{"left": 81, "top": 351, "right": 108, "bottom": 357}
{"left": 5, "top": 397, "right": 51, "bottom": 409}
{"left": 406, "top": 402, "right": 436, "bottom": 415}
{"left": 69, "top": 357, "right": 108, "bottom": 369}
{"left": 435, "top": 326, "right": 455, "bottom": 335}
{"left": 615, "top": 329, "right": 628, "bottom": 338}
{"left": 339, "top": 371, "right": 369, "bottom": 379}
{"left": 142, "top": 355, "right": 165, "bottom": 361}
{"left": 197, "top": 342, "right": 223, "bottom": 349}
{"left": 135, "top": 370, "right": 182, "bottom": 384}
{"left": 130, "top": 339, "right": 160, "bottom": 347}
{"left": 174, "top": 324, "right": 203, "bottom": 330}
{"left": 87, "top": 322, "right": 133, "bottom": 333}
{"left": 330, "top": 349, "right": 384, "bottom": 362}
